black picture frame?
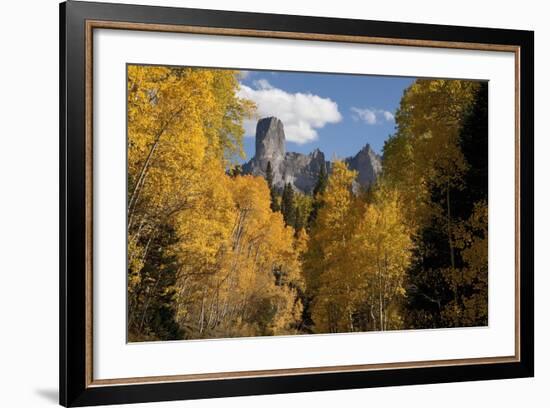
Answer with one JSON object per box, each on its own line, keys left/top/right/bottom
{"left": 60, "top": 1, "right": 534, "bottom": 406}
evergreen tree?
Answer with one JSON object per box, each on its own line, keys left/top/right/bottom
{"left": 294, "top": 206, "right": 304, "bottom": 234}
{"left": 265, "top": 161, "right": 280, "bottom": 212}
{"left": 128, "top": 223, "right": 182, "bottom": 341}
{"left": 271, "top": 194, "right": 281, "bottom": 212}
{"left": 313, "top": 164, "right": 328, "bottom": 197}
{"left": 281, "top": 182, "right": 296, "bottom": 227}
{"left": 308, "top": 164, "right": 328, "bottom": 228}
{"left": 265, "top": 161, "right": 274, "bottom": 187}
{"left": 228, "top": 164, "right": 243, "bottom": 178}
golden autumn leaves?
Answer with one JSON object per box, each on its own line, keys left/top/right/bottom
{"left": 306, "top": 164, "right": 412, "bottom": 333}
{"left": 127, "top": 65, "right": 488, "bottom": 341}
{"left": 127, "top": 66, "right": 301, "bottom": 340}
{"left": 384, "top": 80, "right": 489, "bottom": 327}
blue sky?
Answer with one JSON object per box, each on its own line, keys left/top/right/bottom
{"left": 237, "top": 70, "right": 415, "bottom": 162}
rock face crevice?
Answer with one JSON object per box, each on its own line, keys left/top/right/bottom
{"left": 242, "top": 116, "right": 381, "bottom": 194}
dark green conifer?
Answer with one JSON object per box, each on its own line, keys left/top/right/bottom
{"left": 308, "top": 164, "right": 328, "bottom": 228}
{"left": 265, "top": 161, "right": 280, "bottom": 212}
{"left": 281, "top": 182, "right": 296, "bottom": 227}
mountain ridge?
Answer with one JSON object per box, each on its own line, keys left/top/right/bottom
{"left": 242, "top": 116, "right": 382, "bottom": 194}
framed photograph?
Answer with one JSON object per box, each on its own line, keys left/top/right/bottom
{"left": 60, "top": 1, "right": 534, "bottom": 406}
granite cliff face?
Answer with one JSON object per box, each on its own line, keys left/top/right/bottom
{"left": 344, "top": 144, "right": 382, "bottom": 188}
{"left": 242, "top": 117, "right": 381, "bottom": 194}
{"left": 281, "top": 149, "right": 327, "bottom": 193}
{"left": 254, "top": 116, "right": 286, "bottom": 177}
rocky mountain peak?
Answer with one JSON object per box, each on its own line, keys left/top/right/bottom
{"left": 358, "top": 143, "right": 373, "bottom": 153}
{"left": 310, "top": 148, "right": 323, "bottom": 158}
{"left": 255, "top": 117, "right": 285, "bottom": 165}
{"left": 345, "top": 143, "right": 382, "bottom": 187}
{"left": 242, "top": 117, "right": 381, "bottom": 194}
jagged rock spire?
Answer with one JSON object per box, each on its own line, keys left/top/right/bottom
{"left": 242, "top": 117, "right": 381, "bottom": 194}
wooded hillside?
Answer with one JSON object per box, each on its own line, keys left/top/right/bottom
{"left": 127, "top": 65, "right": 488, "bottom": 341}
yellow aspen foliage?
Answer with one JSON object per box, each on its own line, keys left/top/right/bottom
{"left": 308, "top": 163, "right": 412, "bottom": 333}
{"left": 351, "top": 185, "right": 413, "bottom": 331}
{"left": 383, "top": 79, "right": 479, "bottom": 231}
{"left": 170, "top": 175, "right": 303, "bottom": 338}
{"left": 126, "top": 65, "right": 259, "bottom": 339}
{"left": 308, "top": 161, "right": 361, "bottom": 333}
{"left": 382, "top": 79, "right": 488, "bottom": 330}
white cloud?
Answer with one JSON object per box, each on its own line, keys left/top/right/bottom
{"left": 252, "top": 78, "right": 273, "bottom": 90}
{"left": 351, "top": 107, "right": 395, "bottom": 125}
{"left": 238, "top": 79, "right": 342, "bottom": 144}
{"left": 382, "top": 111, "right": 395, "bottom": 121}
{"left": 351, "top": 107, "right": 377, "bottom": 124}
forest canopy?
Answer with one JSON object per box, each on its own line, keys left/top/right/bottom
{"left": 127, "top": 65, "right": 488, "bottom": 341}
